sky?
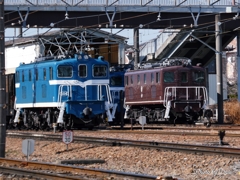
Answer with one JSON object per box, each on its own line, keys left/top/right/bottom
{"left": 4, "top": 28, "right": 161, "bottom": 45}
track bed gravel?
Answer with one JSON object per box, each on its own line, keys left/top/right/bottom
{"left": 4, "top": 130, "right": 240, "bottom": 180}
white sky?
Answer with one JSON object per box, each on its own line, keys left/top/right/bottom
{"left": 5, "top": 28, "right": 161, "bottom": 45}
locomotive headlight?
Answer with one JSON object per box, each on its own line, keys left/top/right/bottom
{"left": 83, "top": 107, "right": 92, "bottom": 116}
{"left": 77, "top": 55, "right": 82, "bottom": 60}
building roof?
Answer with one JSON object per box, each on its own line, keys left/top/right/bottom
{"left": 5, "top": 28, "right": 128, "bottom": 47}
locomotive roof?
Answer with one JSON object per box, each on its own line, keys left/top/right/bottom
{"left": 125, "top": 65, "right": 202, "bottom": 75}
{"left": 126, "top": 57, "right": 204, "bottom": 74}
{"left": 16, "top": 54, "right": 108, "bottom": 69}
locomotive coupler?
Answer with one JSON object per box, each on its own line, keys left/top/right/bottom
{"left": 218, "top": 130, "right": 225, "bottom": 145}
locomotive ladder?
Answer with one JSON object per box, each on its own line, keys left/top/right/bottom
{"left": 13, "top": 97, "right": 21, "bottom": 123}
{"left": 164, "top": 101, "right": 171, "bottom": 119}
{"left": 100, "top": 85, "right": 115, "bottom": 122}
{"left": 57, "top": 85, "right": 72, "bottom": 124}
{"left": 13, "top": 109, "right": 21, "bottom": 123}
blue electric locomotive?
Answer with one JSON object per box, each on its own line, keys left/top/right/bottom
{"left": 109, "top": 64, "right": 133, "bottom": 125}
{"left": 13, "top": 54, "right": 116, "bottom": 130}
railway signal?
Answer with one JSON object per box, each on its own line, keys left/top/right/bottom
{"left": 22, "top": 139, "right": 35, "bottom": 161}
{"left": 62, "top": 130, "right": 73, "bottom": 150}
{"left": 139, "top": 116, "right": 146, "bottom": 130}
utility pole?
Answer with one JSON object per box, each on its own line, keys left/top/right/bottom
{"left": 215, "top": 14, "right": 223, "bottom": 124}
{"left": 0, "top": 0, "right": 6, "bottom": 157}
{"left": 134, "top": 28, "right": 139, "bottom": 70}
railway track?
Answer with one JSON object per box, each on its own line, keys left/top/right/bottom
{"left": 7, "top": 127, "right": 240, "bottom": 138}
{"left": 110, "top": 124, "right": 240, "bottom": 131}
{"left": 6, "top": 132, "right": 240, "bottom": 157}
{"left": 90, "top": 129, "right": 240, "bottom": 137}
{"left": 0, "top": 158, "right": 158, "bottom": 180}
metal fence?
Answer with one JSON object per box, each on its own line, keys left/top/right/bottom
{"left": 5, "top": 0, "right": 237, "bottom": 6}
{"left": 139, "top": 29, "right": 179, "bottom": 62}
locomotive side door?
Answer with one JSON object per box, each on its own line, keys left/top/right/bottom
{"left": 32, "top": 65, "right": 37, "bottom": 105}
{"left": 178, "top": 69, "right": 189, "bottom": 100}
{"left": 179, "top": 71, "right": 188, "bottom": 86}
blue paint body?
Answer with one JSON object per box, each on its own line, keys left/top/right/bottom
{"left": 15, "top": 54, "right": 110, "bottom": 120}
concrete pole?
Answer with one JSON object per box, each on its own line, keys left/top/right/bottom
{"left": 0, "top": 0, "right": 6, "bottom": 157}
{"left": 134, "top": 28, "right": 139, "bottom": 70}
{"left": 18, "top": 27, "right": 23, "bottom": 37}
{"left": 118, "top": 42, "right": 125, "bottom": 64}
{"left": 215, "top": 14, "right": 223, "bottom": 124}
{"left": 237, "top": 32, "right": 240, "bottom": 102}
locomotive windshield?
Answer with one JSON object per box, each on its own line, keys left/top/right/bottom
{"left": 110, "top": 76, "right": 122, "bottom": 86}
{"left": 93, "top": 65, "right": 107, "bottom": 77}
{"left": 193, "top": 71, "right": 205, "bottom": 83}
{"left": 164, "top": 72, "right": 174, "bottom": 82}
{"left": 57, "top": 65, "right": 73, "bottom": 77}
{"left": 79, "top": 65, "right": 87, "bottom": 77}
{"left": 181, "top": 72, "right": 188, "bottom": 83}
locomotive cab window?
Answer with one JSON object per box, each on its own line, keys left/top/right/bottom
{"left": 131, "top": 75, "right": 133, "bottom": 84}
{"left": 137, "top": 75, "right": 140, "bottom": 84}
{"left": 164, "top": 72, "right": 174, "bottom": 82}
{"left": 156, "top": 72, "right": 160, "bottom": 83}
{"left": 22, "top": 70, "right": 24, "bottom": 82}
{"left": 151, "top": 73, "right": 154, "bottom": 83}
{"left": 110, "top": 76, "right": 122, "bottom": 86}
{"left": 35, "top": 70, "right": 38, "bottom": 81}
{"left": 29, "top": 70, "right": 32, "bottom": 81}
{"left": 93, "top": 65, "right": 107, "bottom": 77}
{"left": 49, "top": 67, "right": 53, "bottom": 80}
{"left": 43, "top": 68, "right": 46, "bottom": 80}
{"left": 181, "top": 72, "right": 188, "bottom": 83}
{"left": 193, "top": 71, "right": 205, "bottom": 83}
{"left": 79, "top": 65, "right": 87, "bottom": 77}
{"left": 58, "top": 66, "right": 73, "bottom": 78}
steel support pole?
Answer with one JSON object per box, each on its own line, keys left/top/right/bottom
{"left": 134, "top": 28, "right": 139, "bottom": 70}
{"left": 0, "top": 0, "right": 6, "bottom": 157}
{"left": 215, "top": 14, "right": 223, "bottom": 124}
{"left": 237, "top": 32, "right": 240, "bottom": 102}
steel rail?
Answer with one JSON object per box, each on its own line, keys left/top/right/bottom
{"left": 0, "top": 166, "right": 83, "bottom": 180}
{"left": 110, "top": 125, "right": 240, "bottom": 131}
{"left": 0, "top": 158, "right": 158, "bottom": 180}
{"left": 7, "top": 129, "right": 240, "bottom": 136}
{"left": 87, "top": 129, "right": 240, "bottom": 137}
{"left": 6, "top": 132, "right": 240, "bottom": 157}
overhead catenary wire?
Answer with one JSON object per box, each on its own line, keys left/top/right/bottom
{"left": 4, "top": 4, "right": 239, "bottom": 56}
{"left": 4, "top": 4, "right": 222, "bottom": 37}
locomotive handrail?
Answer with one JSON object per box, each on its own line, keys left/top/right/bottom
{"left": 163, "top": 86, "right": 208, "bottom": 107}
{"left": 85, "top": 84, "right": 112, "bottom": 104}
{"left": 57, "top": 85, "right": 72, "bottom": 109}
{"left": 57, "top": 84, "right": 112, "bottom": 105}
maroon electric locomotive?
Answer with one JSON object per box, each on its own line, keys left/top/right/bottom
{"left": 124, "top": 57, "right": 209, "bottom": 124}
